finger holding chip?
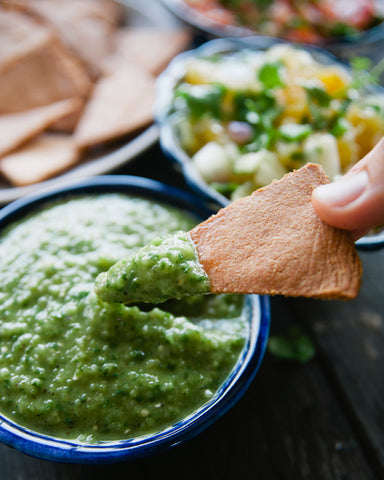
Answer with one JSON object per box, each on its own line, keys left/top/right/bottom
{"left": 95, "top": 164, "right": 362, "bottom": 305}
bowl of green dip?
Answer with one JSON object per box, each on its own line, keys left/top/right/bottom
{"left": 0, "top": 175, "right": 270, "bottom": 464}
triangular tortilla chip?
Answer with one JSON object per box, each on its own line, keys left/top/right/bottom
{"left": 0, "top": 6, "right": 51, "bottom": 70}
{"left": 10, "top": 0, "right": 123, "bottom": 79}
{"left": 0, "top": 34, "right": 91, "bottom": 114}
{"left": 0, "top": 98, "right": 82, "bottom": 156}
{"left": 74, "top": 65, "right": 155, "bottom": 149}
{"left": 0, "top": 133, "right": 79, "bottom": 186}
{"left": 190, "top": 163, "right": 362, "bottom": 300}
{"left": 48, "top": 98, "right": 85, "bottom": 133}
{"left": 103, "top": 28, "right": 192, "bottom": 76}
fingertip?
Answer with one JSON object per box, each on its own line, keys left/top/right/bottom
{"left": 311, "top": 184, "right": 340, "bottom": 228}
{"left": 314, "top": 172, "right": 368, "bottom": 208}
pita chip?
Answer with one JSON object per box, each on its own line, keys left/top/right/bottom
{"left": 74, "top": 65, "right": 156, "bottom": 149}
{"left": 0, "top": 6, "right": 51, "bottom": 70}
{"left": 48, "top": 98, "right": 85, "bottom": 133}
{"left": 10, "top": 0, "right": 124, "bottom": 79}
{"left": 0, "top": 98, "right": 82, "bottom": 156}
{"left": 0, "top": 35, "right": 91, "bottom": 114}
{"left": 190, "top": 163, "right": 362, "bottom": 300}
{"left": 0, "top": 133, "right": 79, "bottom": 186}
{"left": 104, "top": 28, "right": 192, "bottom": 76}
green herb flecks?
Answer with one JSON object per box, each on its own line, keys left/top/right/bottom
{"left": 258, "top": 61, "right": 285, "bottom": 90}
{"left": 278, "top": 123, "right": 312, "bottom": 142}
{"left": 349, "top": 56, "right": 383, "bottom": 91}
{"left": 268, "top": 325, "right": 316, "bottom": 363}
{"left": 234, "top": 91, "right": 282, "bottom": 152}
{"left": 303, "top": 82, "right": 352, "bottom": 133}
{"left": 211, "top": 181, "right": 240, "bottom": 196}
{"left": 175, "top": 83, "right": 226, "bottom": 119}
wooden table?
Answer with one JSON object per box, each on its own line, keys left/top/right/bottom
{"left": 0, "top": 141, "right": 383, "bottom": 480}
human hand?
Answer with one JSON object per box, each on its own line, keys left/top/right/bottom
{"left": 312, "top": 137, "right": 384, "bottom": 240}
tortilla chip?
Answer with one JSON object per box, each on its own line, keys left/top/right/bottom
{"left": 0, "top": 98, "right": 82, "bottom": 156}
{"left": 74, "top": 65, "right": 155, "bottom": 149}
{"left": 0, "top": 133, "right": 79, "bottom": 186}
{"left": 0, "top": 34, "right": 91, "bottom": 114}
{"left": 0, "top": 6, "right": 51, "bottom": 69}
{"left": 104, "top": 27, "right": 192, "bottom": 76}
{"left": 48, "top": 98, "right": 85, "bottom": 133}
{"left": 190, "top": 163, "right": 362, "bottom": 300}
{"left": 10, "top": 0, "right": 123, "bottom": 79}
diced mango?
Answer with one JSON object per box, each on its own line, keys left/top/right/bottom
{"left": 316, "top": 66, "right": 351, "bottom": 95}
{"left": 346, "top": 104, "right": 384, "bottom": 158}
{"left": 276, "top": 85, "right": 309, "bottom": 121}
{"left": 337, "top": 133, "right": 359, "bottom": 172}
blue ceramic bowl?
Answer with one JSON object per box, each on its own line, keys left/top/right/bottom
{"left": 0, "top": 175, "right": 270, "bottom": 464}
{"left": 156, "top": 37, "right": 384, "bottom": 251}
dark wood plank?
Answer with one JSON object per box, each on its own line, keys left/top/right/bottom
{"left": 290, "top": 248, "right": 384, "bottom": 478}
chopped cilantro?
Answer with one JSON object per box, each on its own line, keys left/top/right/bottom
{"left": 304, "top": 84, "right": 331, "bottom": 107}
{"left": 175, "top": 83, "right": 226, "bottom": 119}
{"left": 232, "top": 91, "right": 282, "bottom": 151}
{"left": 278, "top": 123, "right": 312, "bottom": 142}
{"left": 211, "top": 182, "right": 239, "bottom": 195}
{"left": 290, "top": 150, "right": 305, "bottom": 161}
{"left": 329, "top": 22, "right": 359, "bottom": 38}
{"left": 351, "top": 56, "right": 373, "bottom": 73}
{"left": 303, "top": 84, "right": 334, "bottom": 130}
{"left": 330, "top": 116, "right": 349, "bottom": 137}
{"left": 258, "top": 61, "right": 285, "bottom": 90}
{"left": 268, "top": 325, "right": 316, "bottom": 363}
{"left": 348, "top": 56, "right": 384, "bottom": 92}
{"left": 203, "top": 53, "right": 223, "bottom": 64}
{"left": 235, "top": 91, "right": 278, "bottom": 121}
{"left": 243, "top": 130, "right": 274, "bottom": 152}
{"left": 221, "top": 0, "right": 270, "bottom": 11}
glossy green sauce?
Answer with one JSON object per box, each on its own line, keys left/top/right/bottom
{"left": 0, "top": 194, "right": 247, "bottom": 443}
{"left": 95, "top": 231, "right": 210, "bottom": 304}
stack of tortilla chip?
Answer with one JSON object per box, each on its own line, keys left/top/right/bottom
{"left": 0, "top": 0, "right": 191, "bottom": 187}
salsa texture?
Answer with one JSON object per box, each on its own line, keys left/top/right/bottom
{"left": 184, "top": 0, "right": 383, "bottom": 43}
{"left": 95, "top": 231, "right": 210, "bottom": 304}
{"left": 0, "top": 194, "right": 247, "bottom": 443}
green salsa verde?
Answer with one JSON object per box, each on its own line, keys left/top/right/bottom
{"left": 0, "top": 194, "right": 247, "bottom": 443}
{"left": 95, "top": 231, "right": 211, "bottom": 305}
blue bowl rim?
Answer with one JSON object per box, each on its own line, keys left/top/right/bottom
{"left": 155, "top": 37, "right": 384, "bottom": 251}
{"left": 161, "top": 0, "right": 384, "bottom": 48}
{"left": 0, "top": 175, "right": 271, "bottom": 464}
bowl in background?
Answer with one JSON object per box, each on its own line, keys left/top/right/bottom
{"left": 356, "top": 229, "right": 384, "bottom": 250}
{"left": 156, "top": 37, "right": 384, "bottom": 250}
{"left": 0, "top": 175, "right": 270, "bottom": 464}
{"left": 161, "top": 0, "right": 384, "bottom": 62}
